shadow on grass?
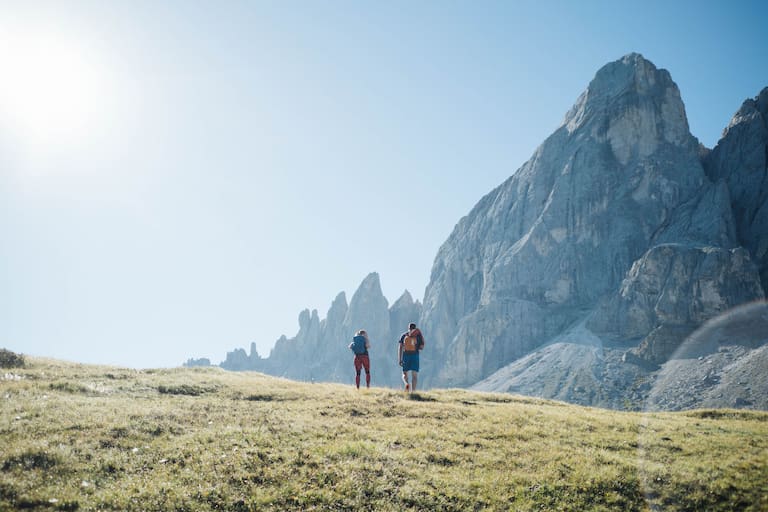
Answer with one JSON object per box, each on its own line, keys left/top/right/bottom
{"left": 49, "top": 381, "right": 91, "bottom": 394}
{"left": 684, "top": 409, "right": 768, "bottom": 422}
{"left": 157, "top": 384, "right": 217, "bottom": 396}
{"left": 241, "top": 393, "right": 297, "bottom": 402}
{"left": 2, "top": 451, "right": 59, "bottom": 471}
{"left": 406, "top": 393, "right": 437, "bottom": 402}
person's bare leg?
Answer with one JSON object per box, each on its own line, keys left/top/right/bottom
{"left": 402, "top": 372, "right": 409, "bottom": 391}
{"left": 411, "top": 372, "right": 418, "bottom": 392}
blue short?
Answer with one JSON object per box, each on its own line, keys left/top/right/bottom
{"left": 402, "top": 352, "right": 419, "bottom": 372}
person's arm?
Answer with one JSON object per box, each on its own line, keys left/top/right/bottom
{"left": 365, "top": 333, "right": 371, "bottom": 350}
{"left": 398, "top": 337, "right": 404, "bottom": 366}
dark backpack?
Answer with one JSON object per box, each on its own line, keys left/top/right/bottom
{"left": 351, "top": 335, "right": 367, "bottom": 355}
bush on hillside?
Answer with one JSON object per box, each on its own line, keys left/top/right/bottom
{"left": 0, "top": 349, "right": 25, "bottom": 369}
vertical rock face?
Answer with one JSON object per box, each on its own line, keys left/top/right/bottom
{"left": 590, "top": 244, "right": 762, "bottom": 365}
{"left": 316, "top": 292, "right": 350, "bottom": 381}
{"left": 343, "top": 273, "right": 391, "bottom": 344}
{"left": 420, "top": 53, "right": 765, "bottom": 391}
{"left": 390, "top": 291, "right": 423, "bottom": 341}
{"left": 704, "top": 87, "right": 768, "bottom": 290}
{"left": 388, "top": 290, "right": 423, "bottom": 382}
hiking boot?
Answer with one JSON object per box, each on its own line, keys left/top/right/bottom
{"left": 405, "top": 383, "right": 410, "bottom": 392}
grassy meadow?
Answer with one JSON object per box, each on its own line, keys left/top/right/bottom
{"left": 1, "top": 356, "right": 766, "bottom": 511}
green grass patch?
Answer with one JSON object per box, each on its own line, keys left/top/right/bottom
{"left": 0, "top": 358, "right": 765, "bottom": 511}
{"left": 49, "top": 381, "right": 91, "bottom": 394}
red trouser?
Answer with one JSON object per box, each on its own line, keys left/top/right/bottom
{"left": 354, "top": 354, "right": 370, "bottom": 388}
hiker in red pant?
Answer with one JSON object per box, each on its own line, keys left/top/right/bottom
{"left": 349, "top": 329, "right": 371, "bottom": 388}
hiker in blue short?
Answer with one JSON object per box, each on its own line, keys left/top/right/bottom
{"left": 398, "top": 323, "right": 424, "bottom": 393}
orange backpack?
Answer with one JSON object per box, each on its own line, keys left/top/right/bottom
{"left": 403, "top": 329, "right": 423, "bottom": 353}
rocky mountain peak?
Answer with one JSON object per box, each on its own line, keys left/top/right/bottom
{"left": 331, "top": 291, "right": 348, "bottom": 307}
{"left": 725, "top": 86, "right": 768, "bottom": 134}
{"left": 354, "top": 272, "right": 383, "bottom": 297}
{"left": 592, "top": 52, "right": 668, "bottom": 97}
{"left": 563, "top": 53, "right": 692, "bottom": 163}
{"left": 344, "top": 272, "right": 389, "bottom": 337}
{"left": 389, "top": 289, "right": 422, "bottom": 341}
{"left": 297, "top": 309, "right": 315, "bottom": 331}
{"left": 760, "top": 86, "right": 768, "bottom": 113}
{"left": 326, "top": 291, "right": 348, "bottom": 321}
{"left": 391, "top": 290, "right": 414, "bottom": 308}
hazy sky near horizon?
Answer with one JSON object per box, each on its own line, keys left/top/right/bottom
{"left": 2, "top": 1, "right": 767, "bottom": 369}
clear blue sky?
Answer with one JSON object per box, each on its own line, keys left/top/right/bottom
{"left": 2, "top": 0, "right": 767, "bottom": 368}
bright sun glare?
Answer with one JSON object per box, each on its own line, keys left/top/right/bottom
{"left": 0, "top": 28, "right": 111, "bottom": 153}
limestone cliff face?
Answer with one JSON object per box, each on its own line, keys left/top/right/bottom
{"left": 390, "top": 290, "right": 423, "bottom": 340}
{"left": 704, "top": 87, "right": 768, "bottom": 290}
{"left": 421, "top": 54, "right": 765, "bottom": 393}
{"left": 590, "top": 244, "right": 762, "bottom": 365}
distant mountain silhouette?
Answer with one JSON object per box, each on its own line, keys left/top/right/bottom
{"left": 210, "top": 273, "right": 421, "bottom": 389}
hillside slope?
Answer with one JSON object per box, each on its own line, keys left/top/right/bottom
{"left": 473, "top": 301, "right": 768, "bottom": 411}
{"left": 2, "top": 357, "right": 766, "bottom": 511}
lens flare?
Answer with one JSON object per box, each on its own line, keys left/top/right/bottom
{"left": 0, "top": 27, "right": 113, "bottom": 155}
{"left": 637, "top": 300, "right": 768, "bottom": 506}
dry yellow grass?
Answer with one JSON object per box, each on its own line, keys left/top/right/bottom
{"left": 1, "top": 357, "right": 766, "bottom": 510}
